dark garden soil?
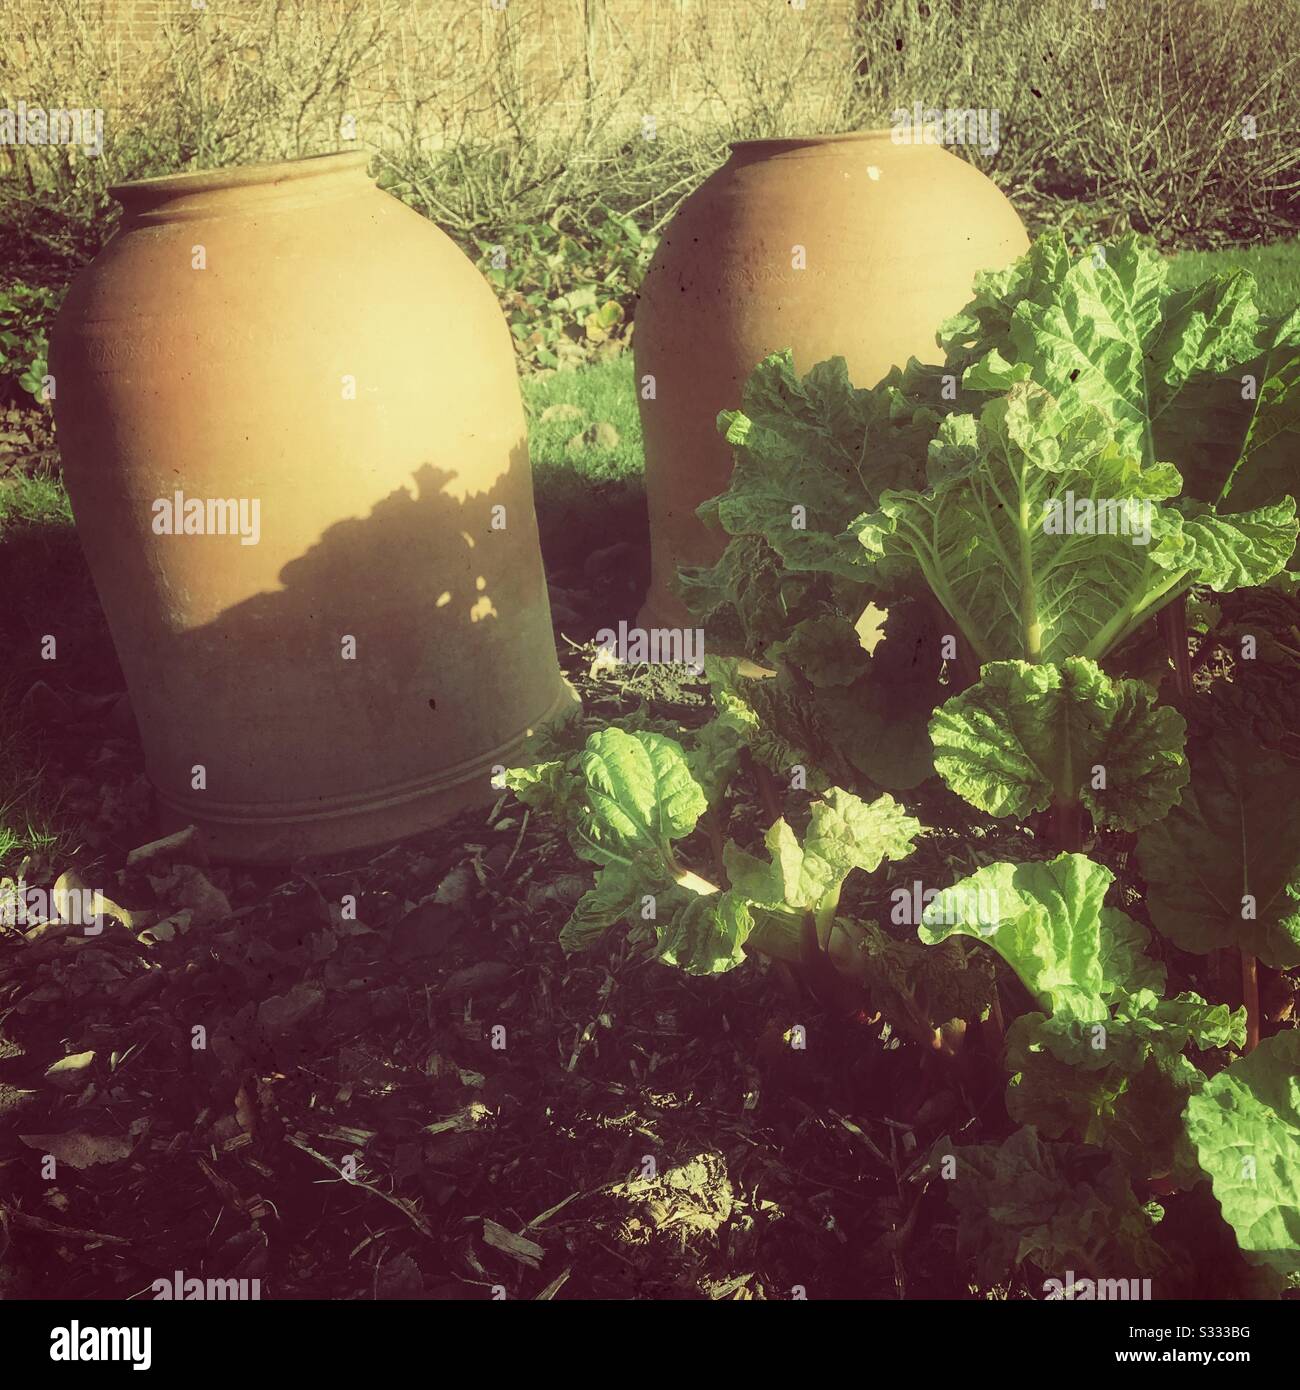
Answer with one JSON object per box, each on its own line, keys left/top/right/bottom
{"left": 1, "top": 409, "right": 1296, "bottom": 1303}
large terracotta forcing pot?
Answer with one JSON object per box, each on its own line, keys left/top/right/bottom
{"left": 634, "top": 131, "right": 1029, "bottom": 629}
{"left": 50, "top": 152, "right": 574, "bottom": 864}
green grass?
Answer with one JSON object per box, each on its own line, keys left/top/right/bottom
{"left": 0, "top": 471, "right": 72, "bottom": 528}
{"left": 520, "top": 353, "right": 643, "bottom": 482}
{"left": 520, "top": 353, "right": 646, "bottom": 570}
{"left": 0, "top": 473, "right": 81, "bottom": 868}
{"left": 1167, "top": 238, "right": 1300, "bottom": 318}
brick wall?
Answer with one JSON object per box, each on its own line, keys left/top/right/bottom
{"left": 2, "top": 0, "right": 863, "bottom": 151}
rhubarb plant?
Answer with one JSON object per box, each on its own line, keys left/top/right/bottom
{"left": 505, "top": 725, "right": 925, "bottom": 980}
{"left": 849, "top": 381, "right": 1295, "bottom": 845}
{"left": 922, "top": 855, "right": 1246, "bottom": 1192}
{"left": 508, "top": 232, "right": 1300, "bottom": 1295}
{"left": 940, "top": 232, "right": 1300, "bottom": 521}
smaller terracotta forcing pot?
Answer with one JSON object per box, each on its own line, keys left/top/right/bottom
{"left": 50, "top": 153, "right": 575, "bottom": 863}
{"left": 634, "top": 131, "right": 1029, "bottom": 630}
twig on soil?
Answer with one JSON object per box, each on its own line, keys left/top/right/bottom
{"left": 284, "top": 1134, "right": 434, "bottom": 1238}
{"left": 0, "top": 1202, "right": 130, "bottom": 1246}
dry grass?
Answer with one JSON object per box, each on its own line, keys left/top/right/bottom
{"left": 0, "top": 0, "right": 1295, "bottom": 261}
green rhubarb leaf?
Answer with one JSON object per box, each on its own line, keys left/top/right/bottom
{"left": 559, "top": 863, "right": 648, "bottom": 954}
{"left": 572, "top": 728, "right": 707, "bottom": 871}
{"left": 941, "top": 233, "right": 1300, "bottom": 537}
{"left": 1006, "top": 1013, "right": 1206, "bottom": 1188}
{"left": 851, "top": 383, "right": 1213, "bottom": 665}
{"left": 929, "top": 657, "right": 1188, "bottom": 830}
{"left": 706, "top": 352, "right": 878, "bottom": 578}
{"left": 705, "top": 351, "right": 975, "bottom": 588}
{"left": 944, "top": 234, "right": 1256, "bottom": 457}
{"left": 1009, "top": 990, "right": 1242, "bottom": 1076}
{"left": 1112, "top": 989, "right": 1246, "bottom": 1055}
{"left": 755, "top": 600, "right": 944, "bottom": 792}
{"left": 678, "top": 532, "right": 825, "bottom": 655}
{"left": 919, "top": 854, "right": 1164, "bottom": 1021}
{"left": 1177, "top": 497, "right": 1298, "bottom": 590}
{"left": 704, "top": 657, "right": 839, "bottom": 790}
{"left": 655, "top": 889, "right": 754, "bottom": 975}
{"left": 685, "top": 713, "right": 746, "bottom": 807}
{"left": 1136, "top": 732, "right": 1300, "bottom": 968}
{"left": 804, "top": 787, "right": 921, "bottom": 877}
{"left": 1216, "top": 308, "right": 1300, "bottom": 522}
{"left": 502, "top": 758, "right": 569, "bottom": 812}
{"left": 1000, "top": 973, "right": 1242, "bottom": 1191}
{"left": 767, "top": 613, "right": 869, "bottom": 688}
{"left": 723, "top": 788, "right": 919, "bottom": 917}
{"left": 932, "top": 1125, "right": 1168, "bottom": 1285}
{"left": 1184, "top": 1030, "right": 1300, "bottom": 1274}
{"left": 938, "top": 233, "right": 1076, "bottom": 366}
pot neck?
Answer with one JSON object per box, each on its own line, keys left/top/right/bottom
{"left": 110, "top": 152, "right": 373, "bottom": 222}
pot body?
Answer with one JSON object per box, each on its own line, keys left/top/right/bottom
{"left": 634, "top": 131, "right": 1029, "bottom": 629}
{"left": 50, "top": 152, "right": 574, "bottom": 863}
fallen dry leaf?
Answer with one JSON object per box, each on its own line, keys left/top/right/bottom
{"left": 19, "top": 1132, "right": 134, "bottom": 1170}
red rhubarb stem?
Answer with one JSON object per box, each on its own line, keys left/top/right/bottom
{"left": 1158, "top": 595, "right": 1193, "bottom": 700}
{"left": 1241, "top": 951, "right": 1260, "bottom": 1052}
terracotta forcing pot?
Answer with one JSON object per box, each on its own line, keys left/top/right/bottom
{"left": 50, "top": 152, "right": 574, "bottom": 864}
{"left": 634, "top": 130, "right": 1029, "bottom": 630}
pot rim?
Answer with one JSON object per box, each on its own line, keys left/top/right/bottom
{"left": 729, "top": 129, "right": 899, "bottom": 154}
{"left": 109, "top": 151, "right": 371, "bottom": 209}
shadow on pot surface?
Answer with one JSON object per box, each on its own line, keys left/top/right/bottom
{"left": 50, "top": 153, "right": 575, "bottom": 864}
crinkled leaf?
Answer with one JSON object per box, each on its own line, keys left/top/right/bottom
{"left": 572, "top": 728, "right": 707, "bottom": 871}
{"left": 705, "top": 352, "right": 972, "bottom": 590}
{"left": 919, "top": 854, "right": 1163, "bottom": 1021}
{"left": 1006, "top": 1014, "right": 1206, "bottom": 1188}
{"left": 943, "top": 234, "right": 1265, "bottom": 475}
{"left": 559, "top": 863, "right": 647, "bottom": 954}
{"left": 852, "top": 384, "right": 1214, "bottom": 664}
{"left": 1112, "top": 989, "right": 1246, "bottom": 1056}
{"left": 724, "top": 788, "right": 919, "bottom": 915}
{"left": 929, "top": 657, "right": 1187, "bottom": 830}
{"left": 1216, "top": 309, "right": 1300, "bottom": 526}
{"left": 705, "top": 657, "right": 839, "bottom": 790}
{"left": 939, "top": 231, "right": 1300, "bottom": 568}
{"left": 655, "top": 889, "right": 754, "bottom": 975}
{"left": 686, "top": 714, "right": 746, "bottom": 807}
{"left": 678, "top": 533, "right": 826, "bottom": 655}
{"left": 767, "top": 613, "right": 869, "bottom": 688}
{"left": 1177, "top": 498, "right": 1298, "bottom": 590}
{"left": 502, "top": 758, "right": 569, "bottom": 813}
{"left": 1184, "top": 1030, "right": 1300, "bottom": 1274}
{"left": 707, "top": 352, "right": 877, "bottom": 578}
{"left": 932, "top": 1126, "right": 1167, "bottom": 1284}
